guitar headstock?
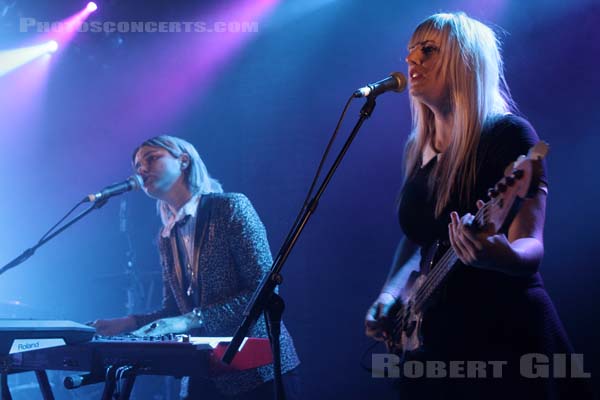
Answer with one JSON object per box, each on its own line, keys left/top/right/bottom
{"left": 475, "top": 141, "right": 549, "bottom": 234}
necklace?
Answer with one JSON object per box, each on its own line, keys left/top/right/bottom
{"left": 176, "top": 214, "right": 197, "bottom": 297}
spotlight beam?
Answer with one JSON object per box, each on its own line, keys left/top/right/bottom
{"left": 0, "top": 41, "right": 58, "bottom": 77}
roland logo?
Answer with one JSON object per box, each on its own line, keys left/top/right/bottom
{"left": 17, "top": 341, "right": 40, "bottom": 351}
{"left": 9, "top": 338, "right": 65, "bottom": 354}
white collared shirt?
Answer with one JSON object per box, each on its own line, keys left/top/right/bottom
{"left": 160, "top": 195, "right": 201, "bottom": 238}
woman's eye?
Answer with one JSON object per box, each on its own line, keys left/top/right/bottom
{"left": 422, "top": 46, "right": 438, "bottom": 55}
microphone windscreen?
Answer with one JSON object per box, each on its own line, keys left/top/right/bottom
{"left": 129, "top": 174, "right": 143, "bottom": 190}
{"left": 390, "top": 72, "right": 407, "bottom": 93}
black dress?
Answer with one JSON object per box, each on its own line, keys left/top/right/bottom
{"left": 395, "top": 115, "right": 591, "bottom": 399}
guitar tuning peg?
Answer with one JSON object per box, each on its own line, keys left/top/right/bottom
{"left": 487, "top": 188, "right": 499, "bottom": 198}
{"left": 505, "top": 175, "right": 515, "bottom": 186}
{"left": 496, "top": 182, "right": 507, "bottom": 193}
{"left": 513, "top": 169, "right": 524, "bottom": 179}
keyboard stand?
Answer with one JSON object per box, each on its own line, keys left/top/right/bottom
{"left": 0, "top": 370, "right": 55, "bottom": 400}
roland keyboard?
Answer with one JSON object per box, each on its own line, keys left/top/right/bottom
{"left": 0, "top": 320, "right": 272, "bottom": 400}
{"left": 0, "top": 319, "right": 95, "bottom": 355}
{"left": 3, "top": 333, "right": 271, "bottom": 374}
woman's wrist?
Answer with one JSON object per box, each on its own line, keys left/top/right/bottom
{"left": 379, "top": 291, "right": 399, "bottom": 302}
{"left": 188, "top": 308, "right": 203, "bottom": 328}
{"left": 484, "top": 236, "right": 540, "bottom": 277}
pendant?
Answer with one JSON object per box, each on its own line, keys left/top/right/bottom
{"left": 186, "top": 264, "right": 194, "bottom": 296}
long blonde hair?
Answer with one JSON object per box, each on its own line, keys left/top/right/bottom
{"left": 404, "top": 12, "right": 515, "bottom": 216}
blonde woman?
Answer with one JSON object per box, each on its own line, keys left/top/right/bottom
{"left": 92, "top": 136, "right": 301, "bottom": 399}
{"left": 365, "top": 13, "right": 589, "bottom": 398}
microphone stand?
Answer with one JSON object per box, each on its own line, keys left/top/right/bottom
{"left": 222, "top": 95, "right": 378, "bottom": 400}
{"left": 0, "top": 198, "right": 109, "bottom": 276}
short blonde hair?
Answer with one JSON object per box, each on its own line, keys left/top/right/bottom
{"left": 132, "top": 135, "right": 223, "bottom": 224}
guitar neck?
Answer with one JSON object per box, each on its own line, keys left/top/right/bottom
{"left": 412, "top": 246, "right": 459, "bottom": 311}
{"left": 411, "top": 202, "right": 491, "bottom": 311}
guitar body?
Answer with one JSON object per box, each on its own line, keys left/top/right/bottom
{"left": 389, "top": 272, "right": 424, "bottom": 355}
{"left": 385, "top": 240, "right": 447, "bottom": 356}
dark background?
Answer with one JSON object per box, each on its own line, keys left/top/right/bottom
{"left": 0, "top": 0, "right": 598, "bottom": 398}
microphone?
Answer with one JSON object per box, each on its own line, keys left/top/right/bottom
{"left": 85, "top": 175, "right": 142, "bottom": 203}
{"left": 354, "top": 72, "right": 407, "bottom": 98}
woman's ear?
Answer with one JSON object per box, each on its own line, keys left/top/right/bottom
{"left": 180, "top": 153, "right": 190, "bottom": 170}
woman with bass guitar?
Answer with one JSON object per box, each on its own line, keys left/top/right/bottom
{"left": 365, "top": 12, "right": 591, "bottom": 399}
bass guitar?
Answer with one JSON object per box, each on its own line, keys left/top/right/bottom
{"left": 385, "top": 141, "right": 549, "bottom": 356}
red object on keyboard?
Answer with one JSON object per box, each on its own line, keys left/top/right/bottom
{"left": 209, "top": 338, "right": 273, "bottom": 374}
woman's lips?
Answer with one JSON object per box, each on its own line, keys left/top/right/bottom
{"left": 409, "top": 72, "right": 424, "bottom": 83}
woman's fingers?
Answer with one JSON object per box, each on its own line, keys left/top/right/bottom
{"left": 365, "top": 305, "right": 386, "bottom": 341}
{"left": 458, "top": 222, "right": 483, "bottom": 252}
{"left": 449, "top": 211, "right": 483, "bottom": 264}
{"left": 449, "top": 218, "right": 468, "bottom": 264}
{"left": 365, "top": 293, "right": 399, "bottom": 340}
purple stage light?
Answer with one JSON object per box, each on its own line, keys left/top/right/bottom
{"left": 114, "top": 0, "right": 279, "bottom": 138}
{"left": 39, "top": 2, "right": 98, "bottom": 51}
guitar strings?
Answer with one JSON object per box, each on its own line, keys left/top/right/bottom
{"left": 389, "top": 201, "right": 493, "bottom": 339}
{"left": 409, "top": 201, "right": 491, "bottom": 311}
{"left": 413, "top": 250, "right": 454, "bottom": 308}
{"left": 389, "top": 249, "right": 455, "bottom": 337}
{"left": 390, "top": 239, "right": 458, "bottom": 336}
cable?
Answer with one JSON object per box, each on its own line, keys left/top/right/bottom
{"left": 39, "top": 199, "right": 86, "bottom": 243}
{"left": 276, "top": 93, "right": 356, "bottom": 261}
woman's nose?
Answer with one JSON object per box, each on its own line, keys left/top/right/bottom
{"left": 405, "top": 49, "right": 420, "bottom": 66}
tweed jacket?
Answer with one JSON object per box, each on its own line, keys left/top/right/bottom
{"left": 132, "top": 192, "right": 300, "bottom": 395}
